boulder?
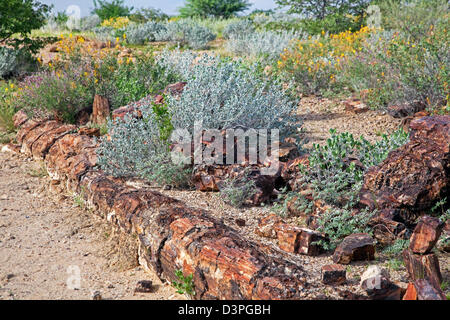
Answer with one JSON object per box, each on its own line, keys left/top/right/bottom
{"left": 409, "top": 215, "right": 444, "bottom": 254}
{"left": 387, "top": 100, "right": 426, "bottom": 118}
{"left": 359, "top": 116, "right": 450, "bottom": 223}
{"left": 321, "top": 264, "right": 346, "bottom": 285}
{"left": 369, "top": 211, "right": 407, "bottom": 245}
{"left": 402, "top": 249, "right": 442, "bottom": 288}
{"left": 332, "top": 233, "right": 375, "bottom": 264}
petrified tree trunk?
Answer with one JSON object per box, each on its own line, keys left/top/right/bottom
{"left": 91, "top": 95, "right": 110, "bottom": 125}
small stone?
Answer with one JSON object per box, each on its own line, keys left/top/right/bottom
{"left": 409, "top": 215, "right": 444, "bottom": 254}
{"left": 321, "top": 264, "right": 346, "bottom": 285}
{"left": 134, "top": 280, "right": 153, "bottom": 293}
{"left": 235, "top": 218, "right": 246, "bottom": 227}
{"left": 332, "top": 233, "right": 375, "bottom": 264}
{"left": 91, "top": 290, "right": 102, "bottom": 300}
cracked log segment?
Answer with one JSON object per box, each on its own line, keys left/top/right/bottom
{"left": 359, "top": 116, "right": 450, "bottom": 224}
{"left": 13, "top": 115, "right": 308, "bottom": 300}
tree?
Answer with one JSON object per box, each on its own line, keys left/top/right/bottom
{"left": 0, "top": 0, "right": 51, "bottom": 52}
{"left": 91, "top": 0, "right": 133, "bottom": 21}
{"left": 276, "top": 0, "right": 371, "bottom": 19}
{"left": 179, "top": 0, "right": 251, "bottom": 19}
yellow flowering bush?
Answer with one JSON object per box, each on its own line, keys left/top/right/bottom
{"left": 278, "top": 26, "right": 373, "bottom": 94}
{"left": 101, "top": 16, "right": 131, "bottom": 29}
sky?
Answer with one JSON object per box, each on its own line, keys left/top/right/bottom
{"left": 39, "top": 0, "right": 279, "bottom": 17}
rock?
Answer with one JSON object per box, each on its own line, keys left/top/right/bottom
{"left": 409, "top": 215, "right": 444, "bottom": 254}
{"left": 235, "top": 218, "right": 246, "bottom": 227}
{"left": 369, "top": 211, "right": 407, "bottom": 245}
{"left": 276, "top": 224, "right": 303, "bottom": 253}
{"left": 387, "top": 100, "right": 426, "bottom": 118}
{"left": 402, "top": 282, "right": 418, "bottom": 300}
{"left": 297, "top": 228, "right": 324, "bottom": 256}
{"left": 255, "top": 214, "right": 282, "bottom": 239}
{"left": 360, "top": 266, "right": 402, "bottom": 300}
{"left": 344, "top": 98, "right": 369, "bottom": 114}
{"left": 413, "top": 279, "right": 446, "bottom": 300}
{"left": 78, "top": 127, "right": 101, "bottom": 137}
{"left": 359, "top": 116, "right": 450, "bottom": 223}
{"left": 332, "top": 233, "right": 375, "bottom": 264}
{"left": 91, "top": 290, "right": 102, "bottom": 300}
{"left": 91, "top": 95, "right": 110, "bottom": 125}
{"left": 163, "top": 81, "right": 187, "bottom": 96}
{"left": 280, "top": 155, "right": 309, "bottom": 192}
{"left": 134, "top": 280, "right": 153, "bottom": 293}
{"left": 12, "top": 110, "right": 29, "bottom": 128}
{"left": 402, "top": 249, "right": 442, "bottom": 288}
{"left": 276, "top": 223, "right": 324, "bottom": 255}
{"left": 321, "top": 264, "right": 346, "bottom": 285}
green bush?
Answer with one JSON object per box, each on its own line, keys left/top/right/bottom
{"left": 219, "top": 169, "right": 257, "bottom": 208}
{"left": 316, "top": 208, "right": 376, "bottom": 250}
{"left": 97, "top": 103, "right": 192, "bottom": 188}
{"left": 179, "top": 0, "right": 250, "bottom": 19}
{"left": 92, "top": 0, "right": 133, "bottom": 21}
{"left": 12, "top": 72, "right": 93, "bottom": 124}
{"left": 0, "top": 0, "right": 51, "bottom": 53}
{"left": 299, "top": 128, "right": 409, "bottom": 208}
{"left": 0, "top": 82, "right": 18, "bottom": 133}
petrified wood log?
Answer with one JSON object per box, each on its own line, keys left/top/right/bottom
{"left": 409, "top": 215, "right": 444, "bottom": 254}
{"left": 91, "top": 95, "right": 110, "bottom": 125}
{"left": 359, "top": 116, "right": 450, "bottom": 223}
{"left": 13, "top": 115, "right": 314, "bottom": 300}
{"left": 402, "top": 249, "right": 442, "bottom": 288}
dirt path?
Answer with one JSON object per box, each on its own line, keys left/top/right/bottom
{"left": 0, "top": 148, "right": 185, "bottom": 300}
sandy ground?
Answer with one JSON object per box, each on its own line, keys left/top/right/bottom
{"left": 0, "top": 150, "right": 185, "bottom": 300}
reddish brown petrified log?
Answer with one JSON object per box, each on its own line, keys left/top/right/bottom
{"left": 409, "top": 215, "right": 444, "bottom": 254}
{"left": 402, "top": 249, "right": 442, "bottom": 288}
{"left": 91, "top": 95, "right": 110, "bottom": 125}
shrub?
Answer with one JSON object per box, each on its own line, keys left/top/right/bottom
{"left": 101, "top": 16, "right": 132, "bottom": 29}
{"left": 0, "top": 0, "right": 51, "bottom": 53}
{"left": 92, "top": 26, "right": 117, "bottom": 42}
{"left": 299, "top": 128, "right": 409, "bottom": 208}
{"left": 0, "top": 47, "right": 22, "bottom": 79}
{"left": 97, "top": 104, "right": 192, "bottom": 188}
{"left": 92, "top": 0, "right": 133, "bottom": 21}
{"left": 226, "top": 29, "right": 306, "bottom": 61}
{"left": 172, "top": 270, "right": 195, "bottom": 296}
{"left": 316, "top": 207, "right": 376, "bottom": 250}
{"left": 0, "top": 82, "right": 19, "bottom": 132}
{"left": 222, "top": 19, "right": 255, "bottom": 39}
{"left": 179, "top": 0, "right": 250, "bottom": 19}
{"left": 219, "top": 170, "right": 257, "bottom": 207}
{"left": 277, "top": 26, "right": 372, "bottom": 95}
{"left": 48, "top": 35, "right": 178, "bottom": 110}
{"left": 155, "top": 20, "right": 216, "bottom": 49}
{"left": 124, "top": 21, "right": 166, "bottom": 44}
{"left": 158, "top": 50, "right": 299, "bottom": 136}
{"left": 80, "top": 15, "right": 102, "bottom": 31}
{"left": 12, "top": 72, "right": 93, "bottom": 124}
